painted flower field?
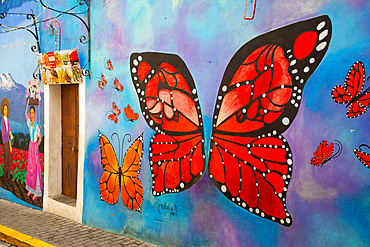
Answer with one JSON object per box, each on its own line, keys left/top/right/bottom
{"left": 0, "top": 144, "right": 44, "bottom": 208}
{"left": 0, "top": 144, "right": 44, "bottom": 183}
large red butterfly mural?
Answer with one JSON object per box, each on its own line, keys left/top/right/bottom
{"left": 130, "top": 16, "right": 332, "bottom": 226}
{"left": 354, "top": 144, "right": 370, "bottom": 169}
{"left": 332, "top": 61, "right": 370, "bottom": 118}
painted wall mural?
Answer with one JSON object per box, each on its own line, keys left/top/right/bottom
{"left": 99, "top": 131, "right": 144, "bottom": 212}
{"left": 0, "top": 1, "right": 44, "bottom": 209}
{"left": 34, "top": 0, "right": 370, "bottom": 246}
{"left": 129, "top": 15, "right": 332, "bottom": 227}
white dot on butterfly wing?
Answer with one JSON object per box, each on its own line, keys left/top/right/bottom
{"left": 317, "top": 21, "right": 326, "bottom": 30}
{"left": 316, "top": 42, "right": 327, "bottom": 51}
{"left": 282, "top": 117, "right": 290, "bottom": 125}
{"left": 221, "top": 185, "right": 227, "bottom": 193}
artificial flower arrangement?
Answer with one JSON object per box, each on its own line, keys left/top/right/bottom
{"left": 26, "top": 78, "right": 41, "bottom": 105}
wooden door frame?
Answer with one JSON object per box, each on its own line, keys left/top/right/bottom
{"left": 42, "top": 81, "right": 85, "bottom": 223}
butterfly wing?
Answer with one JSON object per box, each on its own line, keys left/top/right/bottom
{"left": 130, "top": 52, "right": 206, "bottom": 196}
{"left": 112, "top": 102, "right": 121, "bottom": 116}
{"left": 108, "top": 113, "right": 118, "bottom": 124}
{"left": 101, "top": 73, "right": 108, "bottom": 85}
{"left": 98, "top": 80, "right": 104, "bottom": 91}
{"left": 310, "top": 140, "right": 334, "bottom": 166}
{"left": 209, "top": 15, "right": 332, "bottom": 226}
{"left": 124, "top": 104, "right": 139, "bottom": 121}
{"left": 348, "top": 101, "right": 367, "bottom": 118}
{"left": 114, "top": 78, "right": 124, "bottom": 91}
{"left": 332, "top": 85, "right": 352, "bottom": 104}
{"left": 121, "top": 134, "right": 144, "bottom": 212}
{"left": 107, "top": 59, "right": 113, "bottom": 70}
{"left": 345, "top": 61, "right": 365, "bottom": 99}
{"left": 332, "top": 61, "right": 369, "bottom": 118}
{"left": 99, "top": 131, "right": 120, "bottom": 205}
{"left": 354, "top": 148, "right": 370, "bottom": 169}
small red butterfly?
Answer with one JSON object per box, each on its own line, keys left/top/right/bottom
{"left": 97, "top": 73, "right": 108, "bottom": 90}
{"left": 124, "top": 104, "right": 139, "bottom": 122}
{"left": 106, "top": 59, "right": 114, "bottom": 70}
{"left": 107, "top": 102, "right": 121, "bottom": 124}
{"left": 332, "top": 61, "right": 370, "bottom": 118}
{"left": 98, "top": 80, "right": 105, "bottom": 91}
{"left": 311, "top": 140, "right": 342, "bottom": 166}
{"left": 113, "top": 77, "right": 124, "bottom": 91}
{"left": 104, "top": 59, "right": 113, "bottom": 70}
{"left": 354, "top": 144, "right": 370, "bottom": 169}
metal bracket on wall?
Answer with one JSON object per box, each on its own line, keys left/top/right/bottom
{"left": 39, "top": 0, "right": 91, "bottom": 79}
{"left": 0, "top": 10, "right": 41, "bottom": 80}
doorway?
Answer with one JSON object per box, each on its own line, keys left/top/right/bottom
{"left": 61, "top": 84, "right": 79, "bottom": 199}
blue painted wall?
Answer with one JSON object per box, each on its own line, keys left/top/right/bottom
{"left": 79, "top": 1, "right": 370, "bottom": 246}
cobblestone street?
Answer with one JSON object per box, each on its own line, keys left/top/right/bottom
{"left": 0, "top": 200, "right": 157, "bottom": 247}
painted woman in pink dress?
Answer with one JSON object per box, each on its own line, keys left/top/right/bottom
{"left": 25, "top": 99, "right": 43, "bottom": 200}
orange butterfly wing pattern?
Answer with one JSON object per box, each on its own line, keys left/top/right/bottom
{"left": 121, "top": 134, "right": 144, "bottom": 211}
{"left": 99, "top": 131, "right": 120, "bottom": 204}
{"left": 99, "top": 131, "right": 144, "bottom": 212}
{"left": 124, "top": 104, "right": 139, "bottom": 122}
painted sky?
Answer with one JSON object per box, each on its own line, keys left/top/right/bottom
{"left": 0, "top": 1, "right": 41, "bottom": 88}
{"left": 82, "top": 0, "right": 370, "bottom": 246}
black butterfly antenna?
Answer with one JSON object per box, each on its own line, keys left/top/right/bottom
{"left": 103, "top": 57, "right": 110, "bottom": 70}
{"left": 105, "top": 100, "right": 114, "bottom": 116}
{"left": 111, "top": 132, "right": 132, "bottom": 166}
{"left": 359, "top": 144, "right": 370, "bottom": 151}
{"left": 332, "top": 140, "right": 343, "bottom": 159}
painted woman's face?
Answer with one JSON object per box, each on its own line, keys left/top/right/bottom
{"left": 30, "top": 108, "right": 35, "bottom": 121}
{"left": 3, "top": 105, "right": 7, "bottom": 118}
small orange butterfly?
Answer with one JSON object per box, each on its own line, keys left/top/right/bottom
{"left": 99, "top": 131, "right": 144, "bottom": 212}
{"left": 107, "top": 101, "right": 121, "bottom": 124}
{"left": 113, "top": 77, "right": 124, "bottom": 92}
{"left": 106, "top": 58, "right": 114, "bottom": 70}
{"left": 124, "top": 104, "right": 139, "bottom": 122}
{"left": 97, "top": 73, "right": 108, "bottom": 90}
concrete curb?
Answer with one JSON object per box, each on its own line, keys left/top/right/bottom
{"left": 0, "top": 225, "right": 55, "bottom": 247}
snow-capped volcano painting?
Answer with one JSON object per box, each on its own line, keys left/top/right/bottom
{"left": 0, "top": 73, "right": 43, "bottom": 134}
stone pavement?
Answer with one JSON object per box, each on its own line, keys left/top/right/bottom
{"left": 0, "top": 199, "right": 157, "bottom": 247}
